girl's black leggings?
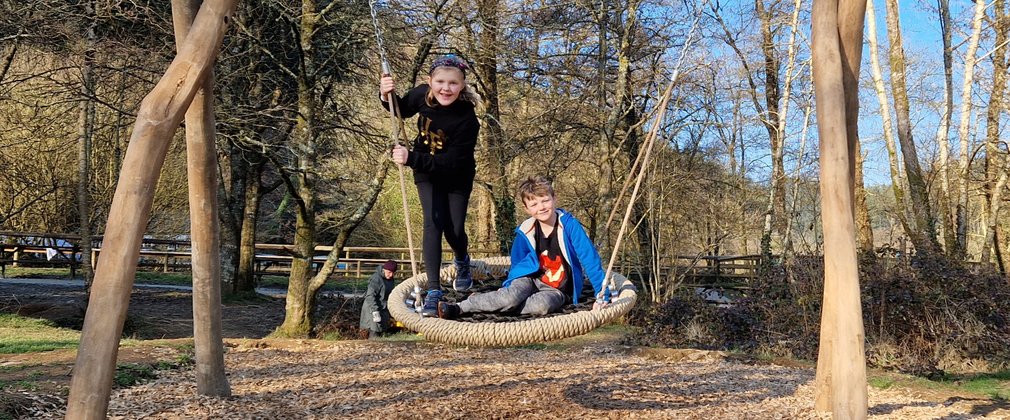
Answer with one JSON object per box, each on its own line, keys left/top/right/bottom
{"left": 416, "top": 179, "right": 472, "bottom": 290}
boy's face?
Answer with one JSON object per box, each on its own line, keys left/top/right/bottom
{"left": 523, "top": 193, "right": 557, "bottom": 223}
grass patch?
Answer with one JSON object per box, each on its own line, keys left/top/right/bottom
{"left": 935, "top": 371, "right": 1010, "bottom": 400}
{"left": 864, "top": 369, "right": 1010, "bottom": 401}
{"left": 0, "top": 267, "right": 74, "bottom": 279}
{"left": 113, "top": 364, "right": 158, "bottom": 388}
{"left": 133, "top": 271, "right": 192, "bottom": 286}
{"left": 0, "top": 314, "right": 80, "bottom": 354}
{"left": 868, "top": 375, "right": 896, "bottom": 390}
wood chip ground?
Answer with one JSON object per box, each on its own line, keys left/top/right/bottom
{"left": 23, "top": 340, "right": 1010, "bottom": 419}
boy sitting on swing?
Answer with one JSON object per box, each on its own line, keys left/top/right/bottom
{"left": 438, "top": 175, "right": 610, "bottom": 319}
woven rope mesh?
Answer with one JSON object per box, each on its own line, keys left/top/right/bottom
{"left": 388, "top": 256, "right": 637, "bottom": 347}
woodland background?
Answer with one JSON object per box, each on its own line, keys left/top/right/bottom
{"left": 2, "top": 0, "right": 1010, "bottom": 369}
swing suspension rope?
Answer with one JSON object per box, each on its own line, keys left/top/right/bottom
{"left": 375, "top": 1, "right": 704, "bottom": 346}
{"left": 369, "top": 0, "right": 418, "bottom": 278}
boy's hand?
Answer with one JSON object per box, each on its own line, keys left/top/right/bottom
{"left": 379, "top": 75, "right": 395, "bottom": 101}
{"left": 391, "top": 144, "right": 409, "bottom": 165}
{"left": 592, "top": 301, "right": 609, "bottom": 311}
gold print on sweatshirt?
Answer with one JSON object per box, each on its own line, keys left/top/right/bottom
{"left": 419, "top": 116, "right": 446, "bottom": 155}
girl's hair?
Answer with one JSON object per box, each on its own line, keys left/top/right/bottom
{"left": 425, "top": 55, "right": 482, "bottom": 107}
{"left": 517, "top": 175, "right": 555, "bottom": 202}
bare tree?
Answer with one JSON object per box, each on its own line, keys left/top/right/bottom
{"left": 883, "top": 0, "right": 940, "bottom": 257}
{"left": 76, "top": 0, "right": 97, "bottom": 287}
{"left": 935, "top": 0, "right": 956, "bottom": 253}
{"left": 981, "top": 0, "right": 1009, "bottom": 268}
{"left": 953, "top": 0, "right": 988, "bottom": 258}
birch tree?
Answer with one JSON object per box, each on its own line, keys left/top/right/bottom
{"left": 936, "top": 0, "right": 956, "bottom": 253}
{"left": 953, "top": 0, "right": 988, "bottom": 258}
{"left": 865, "top": 0, "right": 908, "bottom": 228}
{"left": 981, "top": 0, "right": 1009, "bottom": 267}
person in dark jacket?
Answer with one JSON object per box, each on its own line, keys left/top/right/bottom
{"left": 437, "top": 176, "right": 610, "bottom": 319}
{"left": 380, "top": 54, "right": 481, "bottom": 317}
{"left": 359, "top": 259, "right": 398, "bottom": 338}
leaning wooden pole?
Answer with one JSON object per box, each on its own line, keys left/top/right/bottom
{"left": 172, "top": 0, "right": 231, "bottom": 397}
{"left": 810, "top": 0, "right": 868, "bottom": 418}
{"left": 66, "top": 0, "right": 239, "bottom": 418}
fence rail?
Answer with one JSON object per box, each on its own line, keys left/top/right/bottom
{"left": 0, "top": 231, "right": 766, "bottom": 286}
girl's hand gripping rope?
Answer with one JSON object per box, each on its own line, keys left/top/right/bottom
{"left": 379, "top": 74, "right": 396, "bottom": 102}
{"left": 390, "top": 143, "right": 409, "bottom": 165}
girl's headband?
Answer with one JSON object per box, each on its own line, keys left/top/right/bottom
{"left": 430, "top": 55, "right": 470, "bottom": 75}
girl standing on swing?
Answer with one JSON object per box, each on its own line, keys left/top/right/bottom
{"left": 380, "top": 55, "right": 480, "bottom": 317}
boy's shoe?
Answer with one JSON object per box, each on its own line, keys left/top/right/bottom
{"left": 421, "top": 289, "right": 444, "bottom": 317}
{"left": 453, "top": 256, "right": 473, "bottom": 292}
{"left": 437, "top": 301, "right": 461, "bottom": 320}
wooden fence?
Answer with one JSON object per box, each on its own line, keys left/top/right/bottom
{"left": 0, "top": 231, "right": 764, "bottom": 285}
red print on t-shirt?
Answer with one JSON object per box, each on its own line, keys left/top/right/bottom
{"left": 539, "top": 251, "right": 566, "bottom": 289}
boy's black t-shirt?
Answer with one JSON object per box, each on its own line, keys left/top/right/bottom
{"left": 534, "top": 221, "right": 573, "bottom": 299}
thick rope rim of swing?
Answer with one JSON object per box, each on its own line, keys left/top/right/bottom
{"left": 388, "top": 255, "right": 638, "bottom": 347}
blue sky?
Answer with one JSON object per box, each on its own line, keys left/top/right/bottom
{"left": 859, "top": 0, "right": 986, "bottom": 186}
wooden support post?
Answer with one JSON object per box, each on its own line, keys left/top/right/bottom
{"left": 65, "top": 0, "right": 238, "bottom": 417}
{"left": 810, "top": 0, "right": 868, "bottom": 417}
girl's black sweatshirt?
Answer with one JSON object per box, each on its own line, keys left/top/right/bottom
{"left": 383, "top": 84, "right": 479, "bottom": 184}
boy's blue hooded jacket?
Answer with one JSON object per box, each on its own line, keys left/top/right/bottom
{"left": 504, "top": 209, "right": 606, "bottom": 304}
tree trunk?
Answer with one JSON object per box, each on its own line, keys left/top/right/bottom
{"left": 776, "top": 0, "right": 807, "bottom": 257}
{"left": 474, "top": 0, "right": 513, "bottom": 255}
{"left": 307, "top": 163, "right": 389, "bottom": 304}
{"left": 594, "top": 0, "right": 613, "bottom": 244}
{"left": 66, "top": 0, "right": 238, "bottom": 416}
{"left": 236, "top": 161, "right": 264, "bottom": 292}
{"left": 782, "top": 105, "right": 812, "bottom": 257}
{"left": 954, "top": 0, "right": 988, "bottom": 259}
{"left": 936, "top": 0, "right": 956, "bottom": 254}
{"left": 276, "top": 0, "right": 324, "bottom": 338}
{"left": 811, "top": 0, "right": 868, "bottom": 416}
{"left": 982, "top": 0, "right": 1009, "bottom": 265}
{"left": 865, "top": 0, "right": 909, "bottom": 228}
{"left": 883, "top": 0, "right": 940, "bottom": 257}
{"left": 76, "top": 2, "right": 96, "bottom": 288}
{"left": 758, "top": 0, "right": 786, "bottom": 235}
{"left": 854, "top": 139, "right": 874, "bottom": 253}
{"left": 172, "top": 0, "right": 230, "bottom": 397}
{"left": 219, "top": 145, "right": 246, "bottom": 294}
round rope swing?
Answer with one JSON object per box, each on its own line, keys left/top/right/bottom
{"left": 388, "top": 257, "right": 637, "bottom": 346}
{"left": 372, "top": 0, "right": 701, "bottom": 346}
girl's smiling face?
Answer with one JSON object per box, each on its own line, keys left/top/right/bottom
{"left": 428, "top": 67, "right": 465, "bottom": 106}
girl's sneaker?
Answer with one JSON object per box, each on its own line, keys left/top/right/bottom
{"left": 453, "top": 256, "right": 473, "bottom": 291}
{"left": 421, "top": 289, "right": 444, "bottom": 317}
